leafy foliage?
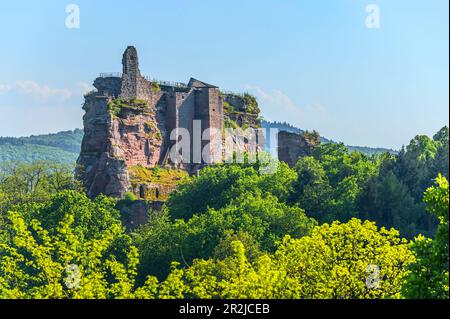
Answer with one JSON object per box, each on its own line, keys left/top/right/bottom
{"left": 149, "top": 82, "right": 161, "bottom": 92}
{"left": 158, "top": 219, "right": 414, "bottom": 299}
{"left": 360, "top": 128, "right": 448, "bottom": 238}
{"left": 135, "top": 190, "right": 316, "bottom": 280}
{"left": 0, "top": 211, "right": 160, "bottom": 299}
{"left": 290, "top": 143, "right": 380, "bottom": 224}
{"left": 167, "top": 162, "right": 297, "bottom": 220}
{"left": 0, "top": 161, "right": 83, "bottom": 213}
{"left": 402, "top": 175, "right": 449, "bottom": 298}
{"left": 290, "top": 127, "right": 449, "bottom": 239}
{"left": 0, "top": 126, "right": 447, "bottom": 299}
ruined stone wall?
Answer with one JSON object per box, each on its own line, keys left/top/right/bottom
{"left": 121, "top": 47, "right": 140, "bottom": 99}
{"left": 164, "top": 90, "right": 197, "bottom": 165}
{"left": 120, "top": 46, "right": 150, "bottom": 100}
{"left": 144, "top": 90, "right": 170, "bottom": 164}
{"left": 77, "top": 46, "right": 270, "bottom": 232}
{"left": 177, "top": 91, "right": 196, "bottom": 140}
{"left": 194, "top": 88, "right": 223, "bottom": 164}
{"left": 165, "top": 93, "right": 178, "bottom": 152}
{"left": 93, "top": 77, "right": 121, "bottom": 97}
{"left": 177, "top": 91, "right": 195, "bottom": 164}
{"left": 208, "top": 88, "right": 223, "bottom": 163}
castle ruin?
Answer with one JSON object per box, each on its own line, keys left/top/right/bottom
{"left": 76, "top": 46, "right": 318, "bottom": 228}
{"left": 77, "top": 46, "right": 224, "bottom": 199}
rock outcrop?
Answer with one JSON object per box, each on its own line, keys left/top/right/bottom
{"left": 277, "top": 131, "right": 320, "bottom": 167}
{"left": 76, "top": 94, "right": 131, "bottom": 198}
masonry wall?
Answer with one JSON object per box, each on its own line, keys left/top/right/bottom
{"left": 120, "top": 46, "right": 151, "bottom": 100}
{"left": 194, "top": 88, "right": 223, "bottom": 164}
{"left": 93, "top": 77, "right": 121, "bottom": 97}
{"left": 207, "top": 88, "right": 223, "bottom": 163}
{"left": 195, "top": 89, "right": 210, "bottom": 163}
{"left": 121, "top": 47, "right": 140, "bottom": 99}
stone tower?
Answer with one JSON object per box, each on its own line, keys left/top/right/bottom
{"left": 188, "top": 78, "right": 224, "bottom": 164}
{"left": 121, "top": 46, "right": 144, "bottom": 99}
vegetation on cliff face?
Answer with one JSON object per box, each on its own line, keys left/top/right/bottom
{"left": 222, "top": 92, "right": 260, "bottom": 115}
{"left": 149, "top": 82, "right": 161, "bottom": 93}
{"left": 129, "top": 165, "right": 188, "bottom": 185}
{"left": 224, "top": 117, "right": 239, "bottom": 129}
{"left": 144, "top": 121, "right": 162, "bottom": 141}
{"left": 222, "top": 92, "right": 262, "bottom": 131}
{"left": 242, "top": 93, "right": 260, "bottom": 114}
{"left": 107, "top": 98, "right": 149, "bottom": 117}
{"left": 128, "top": 165, "right": 189, "bottom": 201}
{"left": 0, "top": 126, "right": 448, "bottom": 299}
{"left": 223, "top": 101, "right": 233, "bottom": 114}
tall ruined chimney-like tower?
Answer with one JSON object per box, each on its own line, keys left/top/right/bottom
{"left": 120, "top": 46, "right": 142, "bottom": 99}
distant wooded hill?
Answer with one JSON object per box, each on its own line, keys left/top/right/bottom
{"left": 261, "top": 121, "right": 397, "bottom": 155}
{"left": 0, "top": 123, "right": 396, "bottom": 165}
{"left": 0, "top": 129, "right": 83, "bottom": 164}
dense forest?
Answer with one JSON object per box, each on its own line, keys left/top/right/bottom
{"left": 0, "top": 126, "right": 448, "bottom": 299}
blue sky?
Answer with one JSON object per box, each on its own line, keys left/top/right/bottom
{"left": 0, "top": 0, "right": 448, "bottom": 149}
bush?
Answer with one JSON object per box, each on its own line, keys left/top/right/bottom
{"left": 124, "top": 191, "right": 137, "bottom": 201}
